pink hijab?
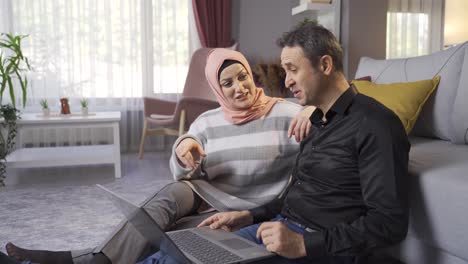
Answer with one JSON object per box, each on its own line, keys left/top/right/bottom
{"left": 205, "top": 48, "right": 282, "bottom": 125}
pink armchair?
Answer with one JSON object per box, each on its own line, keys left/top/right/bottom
{"left": 139, "top": 48, "right": 220, "bottom": 159}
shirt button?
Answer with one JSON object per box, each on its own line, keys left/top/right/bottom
{"left": 311, "top": 146, "right": 316, "bottom": 150}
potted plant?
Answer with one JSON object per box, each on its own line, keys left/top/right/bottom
{"left": 80, "top": 99, "right": 88, "bottom": 115}
{"left": 40, "top": 99, "right": 49, "bottom": 116}
{"left": 0, "top": 33, "right": 31, "bottom": 187}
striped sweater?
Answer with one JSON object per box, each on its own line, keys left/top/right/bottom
{"left": 169, "top": 101, "right": 301, "bottom": 212}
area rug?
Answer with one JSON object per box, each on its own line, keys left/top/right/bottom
{"left": 0, "top": 172, "right": 172, "bottom": 254}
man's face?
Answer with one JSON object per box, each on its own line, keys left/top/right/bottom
{"left": 281, "top": 46, "right": 324, "bottom": 106}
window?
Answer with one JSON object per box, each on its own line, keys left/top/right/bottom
{"left": 2, "top": 0, "right": 190, "bottom": 102}
{"left": 386, "top": 12, "right": 429, "bottom": 59}
{"left": 385, "top": 0, "right": 444, "bottom": 59}
{"left": 151, "top": 0, "right": 189, "bottom": 94}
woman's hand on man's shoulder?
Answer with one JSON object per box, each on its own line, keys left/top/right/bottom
{"left": 288, "top": 106, "right": 315, "bottom": 142}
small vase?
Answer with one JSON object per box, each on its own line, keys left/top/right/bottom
{"left": 42, "top": 108, "right": 50, "bottom": 116}
{"left": 60, "top": 98, "right": 71, "bottom": 115}
{"left": 81, "top": 107, "right": 88, "bottom": 116}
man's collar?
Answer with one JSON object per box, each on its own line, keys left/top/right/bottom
{"left": 329, "top": 85, "right": 358, "bottom": 115}
{"left": 309, "top": 85, "right": 357, "bottom": 127}
{"left": 310, "top": 108, "right": 326, "bottom": 127}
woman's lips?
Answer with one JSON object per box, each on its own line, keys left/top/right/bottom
{"left": 235, "top": 94, "right": 248, "bottom": 100}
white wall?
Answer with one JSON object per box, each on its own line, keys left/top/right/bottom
{"left": 232, "top": 0, "right": 298, "bottom": 62}
{"left": 341, "top": 0, "right": 388, "bottom": 78}
{"left": 444, "top": 0, "right": 468, "bottom": 46}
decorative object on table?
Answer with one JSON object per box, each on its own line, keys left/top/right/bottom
{"left": 40, "top": 99, "right": 50, "bottom": 116}
{"left": 60, "top": 98, "right": 71, "bottom": 115}
{"left": 0, "top": 33, "right": 32, "bottom": 187}
{"left": 80, "top": 98, "right": 88, "bottom": 115}
{"left": 252, "top": 59, "right": 291, "bottom": 98}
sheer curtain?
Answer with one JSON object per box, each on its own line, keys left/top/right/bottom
{"left": 0, "top": 0, "right": 192, "bottom": 152}
{"left": 387, "top": 0, "right": 444, "bottom": 59}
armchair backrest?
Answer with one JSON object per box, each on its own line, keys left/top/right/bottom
{"left": 355, "top": 42, "right": 468, "bottom": 144}
{"left": 182, "top": 48, "right": 217, "bottom": 102}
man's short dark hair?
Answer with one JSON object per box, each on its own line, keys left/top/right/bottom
{"left": 277, "top": 21, "right": 343, "bottom": 72}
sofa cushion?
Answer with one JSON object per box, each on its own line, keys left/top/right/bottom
{"left": 352, "top": 77, "right": 440, "bottom": 134}
{"left": 387, "top": 235, "right": 468, "bottom": 264}
{"left": 355, "top": 42, "right": 468, "bottom": 143}
{"left": 405, "top": 137, "right": 468, "bottom": 261}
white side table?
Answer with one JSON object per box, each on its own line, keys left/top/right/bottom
{"left": 6, "top": 112, "right": 122, "bottom": 178}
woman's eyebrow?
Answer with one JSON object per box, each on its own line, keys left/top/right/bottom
{"left": 220, "top": 69, "right": 246, "bottom": 83}
{"left": 220, "top": 77, "right": 232, "bottom": 83}
{"left": 232, "top": 68, "right": 247, "bottom": 78}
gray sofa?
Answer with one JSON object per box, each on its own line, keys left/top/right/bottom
{"left": 355, "top": 42, "right": 468, "bottom": 264}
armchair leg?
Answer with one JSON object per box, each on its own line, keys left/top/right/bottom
{"left": 179, "top": 109, "right": 186, "bottom": 136}
{"left": 139, "top": 119, "right": 148, "bottom": 159}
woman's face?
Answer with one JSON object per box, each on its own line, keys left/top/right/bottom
{"left": 218, "top": 63, "right": 256, "bottom": 110}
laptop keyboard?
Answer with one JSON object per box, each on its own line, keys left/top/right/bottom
{"left": 168, "top": 230, "right": 243, "bottom": 264}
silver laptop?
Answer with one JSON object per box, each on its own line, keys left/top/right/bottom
{"left": 96, "top": 184, "right": 274, "bottom": 264}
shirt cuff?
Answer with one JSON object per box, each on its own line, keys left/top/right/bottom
{"left": 303, "top": 230, "right": 328, "bottom": 258}
{"left": 248, "top": 206, "right": 270, "bottom": 224}
{"left": 248, "top": 207, "right": 264, "bottom": 224}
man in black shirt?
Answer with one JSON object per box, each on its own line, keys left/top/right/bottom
{"left": 198, "top": 22, "right": 410, "bottom": 263}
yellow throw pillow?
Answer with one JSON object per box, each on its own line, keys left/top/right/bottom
{"left": 352, "top": 76, "right": 440, "bottom": 134}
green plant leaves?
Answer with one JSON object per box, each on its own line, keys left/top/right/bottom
{"left": 7, "top": 76, "right": 15, "bottom": 107}
{"left": 0, "top": 33, "right": 28, "bottom": 186}
{"left": 0, "top": 104, "right": 20, "bottom": 162}
{"left": 0, "top": 33, "right": 31, "bottom": 108}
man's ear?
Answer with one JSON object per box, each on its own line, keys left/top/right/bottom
{"left": 320, "top": 55, "right": 334, "bottom": 75}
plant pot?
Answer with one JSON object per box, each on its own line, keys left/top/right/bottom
{"left": 42, "top": 108, "right": 50, "bottom": 116}
{"left": 81, "top": 107, "right": 88, "bottom": 115}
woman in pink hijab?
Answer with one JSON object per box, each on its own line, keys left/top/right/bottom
{"left": 206, "top": 48, "right": 282, "bottom": 124}
{"left": 6, "top": 49, "right": 313, "bottom": 264}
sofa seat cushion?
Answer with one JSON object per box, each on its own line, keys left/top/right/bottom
{"left": 406, "top": 137, "right": 468, "bottom": 261}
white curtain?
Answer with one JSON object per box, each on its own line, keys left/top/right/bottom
{"left": 188, "top": 0, "right": 202, "bottom": 54}
{"left": 0, "top": 0, "right": 192, "bottom": 152}
{"left": 387, "top": 0, "right": 444, "bottom": 59}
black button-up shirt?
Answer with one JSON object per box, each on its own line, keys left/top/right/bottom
{"left": 250, "top": 85, "right": 410, "bottom": 258}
